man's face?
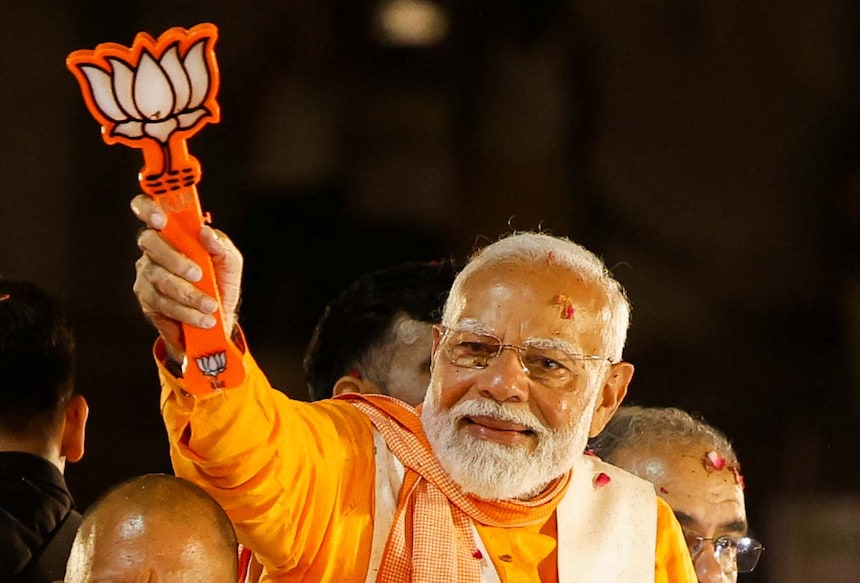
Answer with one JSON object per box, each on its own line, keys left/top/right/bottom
{"left": 384, "top": 317, "right": 435, "bottom": 406}
{"left": 65, "top": 511, "right": 234, "bottom": 583}
{"left": 421, "top": 262, "right": 622, "bottom": 499}
{"left": 612, "top": 444, "right": 747, "bottom": 583}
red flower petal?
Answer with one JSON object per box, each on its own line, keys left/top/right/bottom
{"left": 472, "top": 549, "right": 483, "bottom": 559}
{"left": 659, "top": 486, "right": 669, "bottom": 494}
{"left": 705, "top": 450, "right": 726, "bottom": 470}
{"left": 594, "top": 472, "right": 612, "bottom": 488}
{"left": 584, "top": 448, "right": 598, "bottom": 457}
{"left": 561, "top": 303, "right": 575, "bottom": 319}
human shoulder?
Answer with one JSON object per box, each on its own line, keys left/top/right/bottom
{"left": 0, "top": 451, "right": 78, "bottom": 579}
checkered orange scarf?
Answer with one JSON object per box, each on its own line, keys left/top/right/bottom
{"left": 340, "top": 393, "right": 570, "bottom": 583}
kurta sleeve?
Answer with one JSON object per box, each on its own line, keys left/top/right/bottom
{"left": 154, "top": 334, "right": 377, "bottom": 581}
{"left": 653, "top": 496, "right": 697, "bottom": 583}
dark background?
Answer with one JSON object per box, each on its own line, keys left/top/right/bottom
{"left": 1, "top": 2, "right": 858, "bottom": 581}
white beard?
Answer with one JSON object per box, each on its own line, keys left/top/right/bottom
{"left": 420, "top": 392, "right": 592, "bottom": 500}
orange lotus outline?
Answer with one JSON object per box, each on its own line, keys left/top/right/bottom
{"left": 67, "top": 23, "right": 220, "bottom": 179}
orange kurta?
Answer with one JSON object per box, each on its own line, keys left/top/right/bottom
{"left": 156, "top": 340, "right": 696, "bottom": 582}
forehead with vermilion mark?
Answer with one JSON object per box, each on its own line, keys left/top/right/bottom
{"left": 452, "top": 262, "right": 609, "bottom": 353}
{"left": 613, "top": 443, "right": 747, "bottom": 536}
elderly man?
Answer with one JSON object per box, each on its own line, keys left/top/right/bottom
{"left": 64, "top": 473, "right": 238, "bottom": 583}
{"left": 590, "top": 406, "right": 764, "bottom": 583}
{"left": 131, "top": 195, "right": 696, "bottom": 582}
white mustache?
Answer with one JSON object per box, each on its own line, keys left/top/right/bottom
{"left": 449, "top": 398, "right": 549, "bottom": 435}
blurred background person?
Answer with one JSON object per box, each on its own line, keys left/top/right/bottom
{"left": 0, "top": 277, "right": 89, "bottom": 583}
{"left": 590, "top": 405, "right": 763, "bottom": 583}
{"left": 64, "top": 473, "right": 238, "bottom": 583}
{"left": 303, "top": 258, "right": 458, "bottom": 405}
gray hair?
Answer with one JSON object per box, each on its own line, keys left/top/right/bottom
{"left": 442, "top": 232, "right": 631, "bottom": 362}
{"left": 590, "top": 405, "right": 739, "bottom": 468}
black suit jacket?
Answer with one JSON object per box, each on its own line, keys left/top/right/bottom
{"left": 0, "top": 451, "right": 81, "bottom": 582}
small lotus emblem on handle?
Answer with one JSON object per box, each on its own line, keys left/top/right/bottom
{"left": 196, "top": 351, "right": 227, "bottom": 383}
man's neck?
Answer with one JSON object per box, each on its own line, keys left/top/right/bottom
{"left": 0, "top": 434, "right": 64, "bottom": 471}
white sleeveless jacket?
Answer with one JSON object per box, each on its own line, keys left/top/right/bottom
{"left": 366, "top": 431, "right": 657, "bottom": 582}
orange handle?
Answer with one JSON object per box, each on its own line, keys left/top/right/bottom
{"left": 150, "top": 184, "right": 245, "bottom": 393}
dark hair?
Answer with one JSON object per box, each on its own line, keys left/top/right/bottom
{"left": 0, "top": 278, "right": 76, "bottom": 436}
{"left": 303, "top": 259, "right": 459, "bottom": 400}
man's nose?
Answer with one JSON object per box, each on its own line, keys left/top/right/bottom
{"left": 476, "top": 348, "right": 530, "bottom": 403}
{"left": 694, "top": 547, "right": 728, "bottom": 583}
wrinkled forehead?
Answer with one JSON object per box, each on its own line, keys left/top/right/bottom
{"left": 615, "top": 445, "right": 747, "bottom": 529}
{"left": 81, "top": 515, "right": 222, "bottom": 578}
{"left": 455, "top": 262, "right": 608, "bottom": 306}
{"left": 445, "top": 263, "right": 610, "bottom": 346}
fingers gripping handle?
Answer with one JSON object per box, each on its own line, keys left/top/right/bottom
{"left": 154, "top": 188, "right": 245, "bottom": 393}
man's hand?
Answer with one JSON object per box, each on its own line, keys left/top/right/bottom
{"left": 131, "top": 195, "right": 243, "bottom": 360}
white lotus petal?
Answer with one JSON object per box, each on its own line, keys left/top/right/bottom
{"left": 159, "top": 45, "right": 191, "bottom": 113}
{"left": 183, "top": 40, "right": 210, "bottom": 109}
{"left": 113, "top": 120, "right": 144, "bottom": 138}
{"left": 143, "top": 118, "right": 178, "bottom": 143}
{"left": 176, "top": 108, "right": 207, "bottom": 128}
{"left": 108, "top": 58, "right": 142, "bottom": 119}
{"left": 134, "top": 51, "right": 175, "bottom": 121}
{"left": 79, "top": 65, "right": 127, "bottom": 122}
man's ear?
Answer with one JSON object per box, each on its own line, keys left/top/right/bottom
{"left": 332, "top": 376, "right": 382, "bottom": 397}
{"left": 589, "top": 362, "right": 634, "bottom": 437}
{"left": 61, "top": 394, "right": 89, "bottom": 463}
{"left": 429, "top": 325, "right": 444, "bottom": 372}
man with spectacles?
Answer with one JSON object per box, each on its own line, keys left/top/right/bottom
{"left": 131, "top": 194, "right": 697, "bottom": 582}
{"left": 590, "top": 405, "right": 764, "bottom": 582}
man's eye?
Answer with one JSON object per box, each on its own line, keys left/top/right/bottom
{"left": 524, "top": 351, "right": 570, "bottom": 373}
{"left": 542, "top": 357, "right": 565, "bottom": 370}
{"left": 458, "top": 342, "right": 495, "bottom": 354}
{"left": 715, "top": 537, "right": 738, "bottom": 551}
{"left": 683, "top": 532, "right": 703, "bottom": 547}
{"left": 529, "top": 356, "right": 561, "bottom": 370}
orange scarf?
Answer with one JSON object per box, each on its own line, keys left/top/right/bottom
{"left": 338, "top": 394, "right": 570, "bottom": 583}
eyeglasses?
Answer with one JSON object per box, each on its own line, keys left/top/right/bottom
{"left": 685, "top": 533, "right": 764, "bottom": 574}
{"left": 438, "top": 326, "right": 610, "bottom": 390}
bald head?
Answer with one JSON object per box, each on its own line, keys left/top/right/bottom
{"left": 65, "top": 474, "right": 237, "bottom": 583}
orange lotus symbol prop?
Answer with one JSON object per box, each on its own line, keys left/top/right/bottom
{"left": 67, "top": 23, "right": 244, "bottom": 394}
